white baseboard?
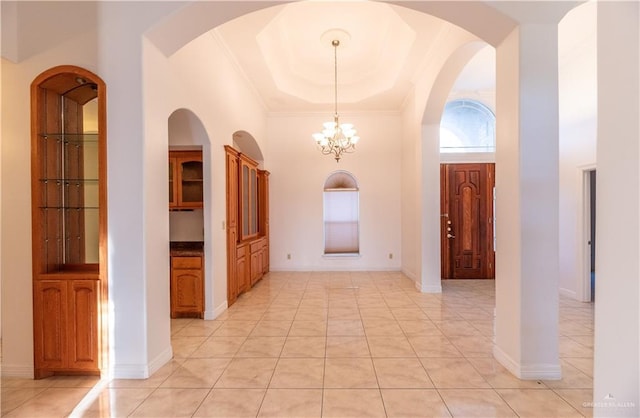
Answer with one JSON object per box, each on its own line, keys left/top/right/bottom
{"left": 413, "top": 279, "right": 442, "bottom": 293}
{"left": 422, "top": 283, "right": 443, "bottom": 293}
{"left": 493, "top": 345, "right": 562, "bottom": 380}
{"left": 147, "top": 345, "right": 173, "bottom": 377}
{"left": 113, "top": 344, "right": 173, "bottom": 379}
{"left": 1, "top": 348, "right": 172, "bottom": 380}
{"left": 209, "top": 301, "right": 228, "bottom": 320}
{"left": 112, "top": 363, "right": 149, "bottom": 379}
{"left": 559, "top": 287, "right": 578, "bottom": 300}
{"left": 401, "top": 268, "right": 416, "bottom": 281}
{"left": 269, "top": 266, "right": 400, "bottom": 272}
{"left": 1, "top": 363, "right": 34, "bottom": 378}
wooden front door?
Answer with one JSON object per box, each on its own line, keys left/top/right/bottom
{"left": 441, "top": 163, "right": 495, "bottom": 279}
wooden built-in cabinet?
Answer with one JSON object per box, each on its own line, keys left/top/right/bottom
{"left": 170, "top": 254, "right": 204, "bottom": 318}
{"left": 169, "top": 151, "right": 203, "bottom": 209}
{"left": 31, "top": 65, "right": 107, "bottom": 378}
{"left": 225, "top": 146, "right": 269, "bottom": 306}
{"left": 34, "top": 278, "right": 99, "bottom": 372}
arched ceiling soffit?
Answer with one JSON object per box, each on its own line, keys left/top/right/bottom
{"left": 422, "top": 41, "right": 488, "bottom": 125}
{"left": 233, "top": 131, "right": 264, "bottom": 162}
{"left": 147, "top": 1, "right": 519, "bottom": 59}
{"left": 210, "top": 2, "right": 481, "bottom": 112}
{"left": 145, "top": 2, "right": 520, "bottom": 113}
{"left": 168, "top": 108, "right": 210, "bottom": 147}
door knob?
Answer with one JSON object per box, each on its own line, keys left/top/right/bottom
{"left": 447, "top": 233, "right": 455, "bottom": 239}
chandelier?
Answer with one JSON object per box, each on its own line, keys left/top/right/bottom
{"left": 312, "top": 39, "right": 360, "bottom": 162}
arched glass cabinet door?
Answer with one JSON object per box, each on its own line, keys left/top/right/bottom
{"left": 31, "top": 65, "right": 107, "bottom": 378}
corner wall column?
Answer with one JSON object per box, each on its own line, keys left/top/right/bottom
{"left": 493, "top": 23, "right": 561, "bottom": 379}
{"left": 593, "top": 2, "right": 639, "bottom": 416}
{"left": 419, "top": 123, "right": 443, "bottom": 293}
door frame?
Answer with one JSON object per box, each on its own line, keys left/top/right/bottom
{"left": 581, "top": 165, "right": 597, "bottom": 302}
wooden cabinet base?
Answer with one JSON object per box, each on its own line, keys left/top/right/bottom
{"left": 170, "top": 255, "right": 204, "bottom": 318}
{"left": 33, "top": 277, "right": 100, "bottom": 378}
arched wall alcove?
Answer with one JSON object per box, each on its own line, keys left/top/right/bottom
{"left": 168, "top": 108, "right": 210, "bottom": 147}
{"left": 168, "top": 108, "right": 217, "bottom": 319}
{"left": 232, "top": 130, "right": 264, "bottom": 165}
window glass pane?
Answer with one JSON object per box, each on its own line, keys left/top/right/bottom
{"left": 323, "top": 172, "right": 359, "bottom": 255}
{"left": 250, "top": 168, "right": 257, "bottom": 234}
{"left": 440, "top": 99, "right": 495, "bottom": 153}
{"left": 242, "top": 165, "right": 249, "bottom": 236}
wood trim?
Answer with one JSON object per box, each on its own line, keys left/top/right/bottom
{"left": 440, "top": 164, "right": 451, "bottom": 279}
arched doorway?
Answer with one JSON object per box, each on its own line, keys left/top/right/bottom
{"left": 168, "top": 109, "right": 213, "bottom": 319}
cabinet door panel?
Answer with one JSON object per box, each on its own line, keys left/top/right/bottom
{"left": 172, "top": 270, "right": 203, "bottom": 312}
{"left": 68, "top": 280, "right": 98, "bottom": 369}
{"left": 179, "top": 159, "right": 204, "bottom": 205}
{"left": 237, "top": 256, "right": 248, "bottom": 294}
{"left": 250, "top": 251, "right": 260, "bottom": 286}
{"left": 262, "top": 244, "right": 269, "bottom": 274}
{"left": 34, "top": 280, "right": 68, "bottom": 369}
{"left": 169, "top": 152, "right": 203, "bottom": 209}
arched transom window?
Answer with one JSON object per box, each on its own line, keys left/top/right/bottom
{"left": 440, "top": 99, "right": 496, "bottom": 153}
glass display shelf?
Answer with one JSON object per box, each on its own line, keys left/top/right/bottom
{"left": 38, "top": 179, "right": 99, "bottom": 183}
{"left": 38, "top": 133, "right": 99, "bottom": 143}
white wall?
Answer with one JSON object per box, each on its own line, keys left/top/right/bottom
{"left": 268, "top": 113, "right": 402, "bottom": 271}
{"left": 557, "top": 2, "right": 597, "bottom": 300}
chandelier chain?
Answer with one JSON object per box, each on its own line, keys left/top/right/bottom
{"left": 333, "top": 39, "right": 338, "bottom": 118}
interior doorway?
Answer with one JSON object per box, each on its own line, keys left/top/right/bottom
{"left": 440, "top": 163, "right": 495, "bottom": 279}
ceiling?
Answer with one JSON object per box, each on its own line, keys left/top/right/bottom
{"left": 213, "top": 1, "right": 494, "bottom": 113}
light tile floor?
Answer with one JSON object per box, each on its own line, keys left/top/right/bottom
{"left": 2, "top": 271, "right": 594, "bottom": 417}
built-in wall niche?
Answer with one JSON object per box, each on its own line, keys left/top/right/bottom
{"left": 33, "top": 70, "right": 105, "bottom": 270}
{"left": 31, "top": 65, "right": 107, "bottom": 378}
